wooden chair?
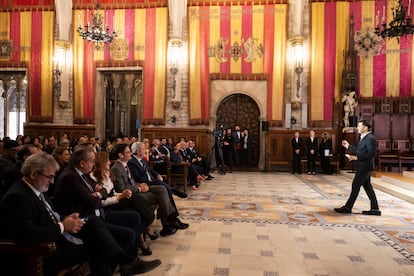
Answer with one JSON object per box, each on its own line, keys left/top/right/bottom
{"left": 397, "top": 140, "right": 414, "bottom": 171}
{"left": 0, "top": 240, "right": 56, "bottom": 276}
{"left": 167, "top": 159, "right": 190, "bottom": 193}
{"left": 377, "top": 140, "right": 399, "bottom": 171}
{"left": 0, "top": 240, "right": 90, "bottom": 276}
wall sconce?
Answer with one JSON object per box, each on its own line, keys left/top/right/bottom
{"left": 168, "top": 38, "right": 186, "bottom": 109}
{"left": 52, "top": 53, "right": 62, "bottom": 98}
{"left": 53, "top": 41, "right": 71, "bottom": 108}
{"left": 290, "top": 36, "right": 304, "bottom": 101}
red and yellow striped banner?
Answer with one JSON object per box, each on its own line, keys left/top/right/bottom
{"left": 189, "top": 4, "right": 287, "bottom": 124}
{"left": 311, "top": 0, "right": 414, "bottom": 123}
{"left": 1, "top": 11, "right": 53, "bottom": 121}
{"left": 73, "top": 7, "right": 167, "bottom": 122}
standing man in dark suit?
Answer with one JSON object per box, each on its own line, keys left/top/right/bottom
{"left": 306, "top": 130, "right": 318, "bottom": 174}
{"left": 240, "top": 128, "right": 250, "bottom": 168}
{"left": 0, "top": 152, "right": 87, "bottom": 275}
{"left": 291, "top": 131, "right": 303, "bottom": 174}
{"left": 232, "top": 125, "right": 243, "bottom": 168}
{"left": 334, "top": 120, "right": 381, "bottom": 216}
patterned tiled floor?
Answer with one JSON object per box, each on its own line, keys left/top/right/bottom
{"left": 135, "top": 172, "right": 414, "bottom": 276}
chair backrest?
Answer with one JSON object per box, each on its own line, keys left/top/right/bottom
{"left": 392, "top": 140, "right": 411, "bottom": 152}
{"left": 377, "top": 140, "right": 392, "bottom": 152}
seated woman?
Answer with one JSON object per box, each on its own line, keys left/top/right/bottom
{"left": 91, "top": 151, "right": 156, "bottom": 256}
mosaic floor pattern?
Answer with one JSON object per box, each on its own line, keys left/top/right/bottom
{"left": 133, "top": 172, "right": 414, "bottom": 276}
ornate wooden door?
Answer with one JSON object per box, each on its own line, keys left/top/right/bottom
{"left": 216, "top": 93, "right": 260, "bottom": 167}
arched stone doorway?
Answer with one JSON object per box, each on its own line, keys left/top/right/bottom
{"left": 216, "top": 93, "right": 260, "bottom": 167}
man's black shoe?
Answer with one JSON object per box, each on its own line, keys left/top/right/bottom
{"left": 334, "top": 206, "right": 352, "bottom": 214}
{"left": 172, "top": 188, "right": 188, "bottom": 198}
{"left": 208, "top": 174, "right": 215, "bottom": 179}
{"left": 160, "top": 226, "right": 177, "bottom": 236}
{"left": 175, "top": 218, "right": 189, "bottom": 229}
{"left": 120, "top": 258, "right": 161, "bottom": 275}
{"left": 362, "top": 209, "right": 381, "bottom": 216}
{"left": 167, "top": 218, "right": 189, "bottom": 229}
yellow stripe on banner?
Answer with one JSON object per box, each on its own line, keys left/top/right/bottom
{"left": 360, "top": 1, "right": 374, "bottom": 97}
{"left": 252, "top": 5, "right": 264, "bottom": 73}
{"left": 230, "top": 6, "right": 242, "bottom": 73}
{"left": 385, "top": 4, "right": 400, "bottom": 97}
{"left": 0, "top": 12, "right": 10, "bottom": 61}
{"left": 189, "top": 6, "right": 202, "bottom": 119}
{"left": 153, "top": 8, "right": 167, "bottom": 118}
{"left": 272, "top": 4, "right": 286, "bottom": 121}
{"left": 20, "top": 12, "right": 31, "bottom": 62}
{"left": 73, "top": 9, "right": 85, "bottom": 119}
{"left": 310, "top": 3, "right": 325, "bottom": 121}
{"left": 209, "top": 6, "right": 221, "bottom": 73}
{"left": 134, "top": 9, "right": 146, "bottom": 61}
{"left": 335, "top": 2, "right": 349, "bottom": 101}
{"left": 41, "top": 11, "right": 54, "bottom": 117}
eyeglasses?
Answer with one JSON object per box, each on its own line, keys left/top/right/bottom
{"left": 123, "top": 150, "right": 131, "bottom": 154}
{"left": 39, "top": 173, "right": 56, "bottom": 180}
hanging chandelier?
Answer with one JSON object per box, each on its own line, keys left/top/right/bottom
{"left": 77, "top": 3, "right": 117, "bottom": 45}
{"left": 374, "top": 0, "right": 414, "bottom": 42}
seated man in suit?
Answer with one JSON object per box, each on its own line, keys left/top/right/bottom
{"left": 186, "top": 139, "right": 214, "bottom": 179}
{"left": 129, "top": 142, "right": 189, "bottom": 234}
{"left": 0, "top": 152, "right": 87, "bottom": 275}
{"left": 54, "top": 147, "right": 161, "bottom": 275}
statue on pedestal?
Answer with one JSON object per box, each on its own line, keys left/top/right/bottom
{"left": 342, "top": 91, "right": 358, "bottom": 132}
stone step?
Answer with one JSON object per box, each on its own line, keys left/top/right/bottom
{"left": 403, "top": 171, "right": 414, "bottom": 180}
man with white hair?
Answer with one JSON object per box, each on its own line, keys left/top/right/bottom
{"left": 129, "top": 142, "right": 189, "bottom": 235}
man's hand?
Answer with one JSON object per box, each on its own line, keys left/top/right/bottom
{"left": 139, "top": 183, "right": 150, "bottom": 192}
{"left": 119, "top": 189, "right": 132, "bottom": 199}
{"left": 62, "top": 213, "right": 85, "bottom": 234}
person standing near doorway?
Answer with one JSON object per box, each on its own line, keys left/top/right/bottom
{"left": 232, "top": 125, "right": 243, "bottom": 168}
{"left": 222, "top": 128, "right": 234, "bottom": 173}
{"left": 291, "top": 132, "right": 302, "bottom": 174}
{"left": 306, "top": 130, "right": 318, "bottom": 175}
{"left": 240, "top": 128, "right": 250, "bottom": 168}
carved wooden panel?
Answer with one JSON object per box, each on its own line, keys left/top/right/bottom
{"left": 391, "top": 114, "right": 409, "bottom": 140}
{"left": 373, "top": 114, "right": 390, "bottom": 139}
{"left": 374, "top": 98, "right": 393, "bottom": 113}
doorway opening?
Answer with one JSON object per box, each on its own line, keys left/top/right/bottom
{"left": 95, "top": 69, "right": 143, "bottom": 140}
{"left": 215, "top": 93, "right": 260, "bottom": 168}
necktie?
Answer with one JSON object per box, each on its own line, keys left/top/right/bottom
{"left": 80, "top": 174, "right": 105, "bottom": 219}
{"left": 39, "top": 193, "right": 83, "bottom": 245}
{"left": 138, "top": 159, "right": 153, "bottom": 182}
{"left": 125, "top": 165, "right": 138, "bottom": 193}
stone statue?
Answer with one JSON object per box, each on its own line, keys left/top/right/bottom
{"left": 342, "top": 91, "right": 358, "bottom": 129}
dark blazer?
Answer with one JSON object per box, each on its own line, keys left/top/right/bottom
{"left": 0, "top": 179, "right": 61, "bottom": 245}
{"left": 111, "top": 160, "right": 139, "bottom": 194}
{"left": 54, "top": 166, "right": 106, "bottom": 218}
{"left": 348, "top": 132, "right": 376, "bottom": 172}
{"left": 319, "top": 138, "right": 332, "bottom": 156}
{"left": 0, "top": 179, "right": 87, "bottom": 275}
{"left": 128, "top": 156, "right": 160, "bottom": 184}
{"left": 291, "top": 137, "right": 303, "bottom": 153}
{"left": 306, "top": 137, "right": 318, "bottom": 153}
